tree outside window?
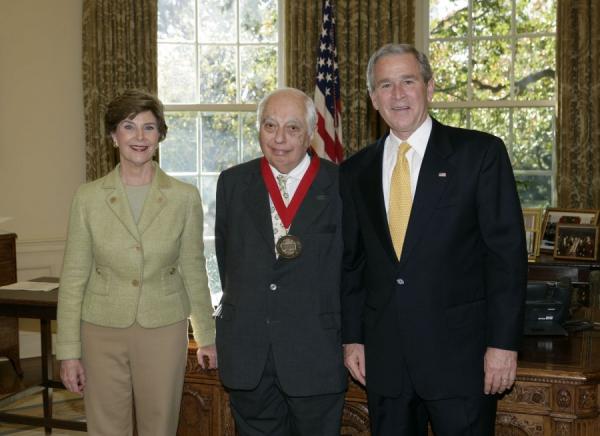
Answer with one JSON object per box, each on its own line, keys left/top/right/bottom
{"left": 157, "top": 0, "right": 282, "bottom": 299}
{"left": 427, "top": 0, "right": 556, "bottom": 207}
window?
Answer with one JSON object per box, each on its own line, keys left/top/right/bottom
{"left": 157, "top": 0, "right": 283, "bottom": 299}
{"left": 424, "top": 0, "right": 556, "bottom": 207}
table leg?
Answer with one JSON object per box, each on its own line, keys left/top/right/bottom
{"left": 40, "top": 318, "right": 53, "bottom": 434}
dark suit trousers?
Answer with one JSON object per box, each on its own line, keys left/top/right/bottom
{"left": 227, "top": 349, "right": 345, "bottom": 436}
{"left": 367, "top": 361, "right": 497, "bottom": 436}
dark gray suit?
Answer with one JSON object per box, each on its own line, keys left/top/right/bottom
{"left": 215, "top": 156, "right": 346, "bottom": 434}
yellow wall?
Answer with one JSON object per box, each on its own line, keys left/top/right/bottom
{"left": 0, "top": 0, "right": 84, "bottom": 355}
{"left": 0, "top": 0, "right": 85, "bottom": 244}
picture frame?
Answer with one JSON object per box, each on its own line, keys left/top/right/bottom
{"left": 553, "top": 224, "right": 599, "bottom": 261}
{"left": 540, "top": 208, "right": 599, "bottom": 253}
{"left": 522, "top": 208, "right": 542, "bottom": 260}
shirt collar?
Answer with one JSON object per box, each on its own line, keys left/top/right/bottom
{"left": 269, "top": 153, "right": 311, "bottom": 180}
{"left": 388, "top": 115, "right": 432, "bottom": 158}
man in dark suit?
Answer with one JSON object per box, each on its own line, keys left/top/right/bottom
{"left": 340, "top": 43, "right": 527, "bottom": 435}
{"left": 214, "top": 87, "right": 347, "bottom": 435}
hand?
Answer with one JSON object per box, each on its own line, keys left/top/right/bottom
{"left": 197, "top": 344, "right": 218, "bottom": 369}
{"left": 60, "top": 359, "right": 86, "bottom": 395}
{"left": 484, "top": 347, "right": 517, "bottom": 395}
{"left": 344, "top": 343, "right": 366, "bottom": 386}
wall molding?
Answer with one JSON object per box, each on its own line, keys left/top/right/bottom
{"left": 16, "top": 238, "right": 66, "bottom": 280}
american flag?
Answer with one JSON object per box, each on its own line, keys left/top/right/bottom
{"left": 313, "top": 0, "right": 343, "bottom": 163}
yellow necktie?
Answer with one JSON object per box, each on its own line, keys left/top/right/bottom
{"left": 389, "top": 142, "right": 412, "bottom": 258}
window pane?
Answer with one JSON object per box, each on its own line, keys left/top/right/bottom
{"left": 158, "top": 0, "right": 195, "bottom": 42}
{"left": 172, "top": 175, "right": 199, "bottom": 188}
{"left": 516, "top": 0, "right": 556, "bottom": 33}
{"left": 158, "top": 44, "right": 196, "bottom": 103}
{"left": 429, "top": 108, "right": 468, "bottom": 129}
{"left": 512, "top": 108, "right": 554, "bottom": 170}
{"left": 515, "top": 174, "right": 552, "bottom": 208}
{"left": 242, "top": 112, "right": 261, "bottom": 160}
{"left": 160, "top": 112, "right": 198, "bottom": 173}
{"left": 198, "top": 0, "right": 236, "bottom": 43}
{"left": 470, "top": 108, "right": 510, "bottom": 146}
{"left": 203, "top": 240, "right": 222, "bottom": 301}
{"left": 429, "top": 0, "right": 468, "bottom": 38}
{"left": 201, "top": 113, "right": 239, "bottom": 172}
{"left": 201, "top": 175, "right": 218, "bottom": 237}
{"left": 240, "top": 46, "right": 278, "bottom": 103}
{"left": 472, "top": 0, "right": 511, "bottom": 36}
{"left": 199, "top": 45, "right": 237, "bottom": 103}
{"left": 239, "top": 0, "right": 278, "bottom": 43}
{"left": 472, "top": 39, "right": 511, "bottom": 100}
{"left": 515, "top": 37, "right": 555, "bottom": 101}
{"left": 429, "top": 40, "right": 468, "bottom": 102}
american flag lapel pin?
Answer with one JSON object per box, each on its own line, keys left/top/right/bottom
{"left": 438, "top": 172, "right": 447, "bottom": 177}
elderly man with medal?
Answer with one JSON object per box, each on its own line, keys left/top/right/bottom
{"left": 214, "top": 87, "right": 347, "bottom": 436}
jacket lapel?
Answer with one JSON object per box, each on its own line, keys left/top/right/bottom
{"left": 102, "top": 165, "right": 140, "bottom": 242}
{"left": 288, "top": 158, "right": 332, "bottom": 237}
{"left": 137, "top": 165, "right": 169, "bottom": 236}
{"left": 399, "top": 120, "right": 454, "bottom": 264}
{"left": 243, "top": 160, "right": 277, "bottom": 254}
{"left": 358, "top": 137, "right": 398, "bottom": 263}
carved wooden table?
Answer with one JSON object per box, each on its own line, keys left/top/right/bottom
{"left": 497, "top": 331, "right": 600, "bottom": 436}
{"left": 179, "top": 331, "right": 600, "bottom": 436}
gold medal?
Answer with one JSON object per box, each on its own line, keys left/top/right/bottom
{"left": 276, "top": 234, "right": 302, "bottom": 259}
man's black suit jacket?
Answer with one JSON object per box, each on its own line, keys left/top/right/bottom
{"left": 340, "top": 118, "right": 527, "bottom": 399}
{"left": 214, "top": 157, "right": 347, "bottom": 397}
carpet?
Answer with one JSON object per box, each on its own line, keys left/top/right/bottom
{"left": 0, "top": 390, "right": 85, "bottom": 435}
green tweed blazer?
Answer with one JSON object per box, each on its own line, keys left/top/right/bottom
{"left": 56, "top": 163, "right": 215, "bottom": 360}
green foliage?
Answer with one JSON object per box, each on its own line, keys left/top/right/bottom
{"left": 429, "top": 0, "right": 556, "bottom": 207}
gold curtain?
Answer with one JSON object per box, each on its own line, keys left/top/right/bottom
{"left": 285, "top": 0, "right": 415, "bottom": 157}
{"left": 556, "top": 1, "right": 600, "bottom": 208}
{"left": 82, "top": 0, "right": 158, "bottom": 181}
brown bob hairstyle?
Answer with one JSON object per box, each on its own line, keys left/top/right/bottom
{"left": 104, "top": 89, "right": 168, "bottom": 142}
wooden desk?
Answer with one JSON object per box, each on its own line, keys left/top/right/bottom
{"left": 180, "top": 333, "right": 600, "bottom": 436}
{"left": 178, "top": 261, "right": 600, "bottom": 436}
{"left": 0, "top": 277, "right": 86, "bottom": 434}
{"left": 497, "top": 331, "right": 600, "bottom": 435}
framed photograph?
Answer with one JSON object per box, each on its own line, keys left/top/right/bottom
{"left": 522, "top": 208, "right": 542, "bottom": 260}
{"left": 553, "top": 224, "right": 599, "bottom": 261}
{"left": 540, "top": 208, "right": 599, "bottom": 253}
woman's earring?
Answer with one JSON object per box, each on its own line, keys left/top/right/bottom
{"left": 113, "top": 141, "right": 119, "bottom": 149}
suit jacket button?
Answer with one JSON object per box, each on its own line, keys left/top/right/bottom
{"left": 269, "top": 283, "right": 277, "bottom": 291}
{"left": 132, "top": 279, "right": 139, "bottom": 287}
{"left": 396, "top": 278, "right": 405, "bottom": 285}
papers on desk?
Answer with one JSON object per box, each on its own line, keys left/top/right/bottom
{"left": 0, "top": 281, "right": 58, "bottom": 292}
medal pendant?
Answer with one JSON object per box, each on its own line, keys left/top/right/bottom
{"left": 276, "top": 234, "right": 302, "bottom": 259}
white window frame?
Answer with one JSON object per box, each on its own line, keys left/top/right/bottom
{"left": 157, "top": 0, "right": 285, "bottom": 299}
{"left": 416, "top": 0, "right": 557, "bottom": 206}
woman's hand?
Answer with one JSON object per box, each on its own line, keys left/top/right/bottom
{"left": 196, "top": 344, "right": 218, "bottom": 369}
{"left": 60, "top": 359, "right": 86, "bottom": 395}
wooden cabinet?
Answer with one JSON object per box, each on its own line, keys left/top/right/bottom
{"left": 178, "top": 258, "right": 600, "bottom": 435}
{"left": 0, "top": 233, "right": 22, "bottom": 377}
{"left": 178, "top": 344, "right": 371, "bottom": 436}
{"left": 178, "top": 353, "right": 236, "bottom": 436}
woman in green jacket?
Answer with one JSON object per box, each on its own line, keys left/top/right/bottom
{"left": 57, "top": 89, "right": 216, "bottom": 435}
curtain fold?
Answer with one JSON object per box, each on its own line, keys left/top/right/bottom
{"left": 82, "top": 0, "right": 158, "bottom": 181}
{"left": 556, "top": 0, "right": 600, "bottom": 208}
{"left": 286, "top": 0, "right": 415, "bottom": 157}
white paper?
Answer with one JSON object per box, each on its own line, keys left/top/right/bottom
{"left": 0, "top": 281, "right": 58, "bottom": 292}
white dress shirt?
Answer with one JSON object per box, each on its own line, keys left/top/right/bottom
{"left": 382, "top": 116, "right": 433, "bottom": 217}
{"left": 269, "top": 153, "right": 311, "bottom": 202}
